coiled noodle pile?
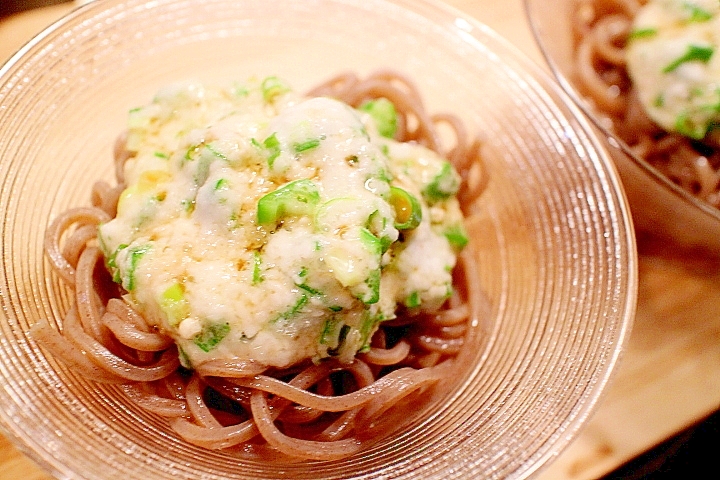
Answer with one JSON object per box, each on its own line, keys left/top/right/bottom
{"left": 573, "top": 0, "right": 720, "bottom": 207}
{"left": 33, "top": 70, "right": 488, "bottom": 461}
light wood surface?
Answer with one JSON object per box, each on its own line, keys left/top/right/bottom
{"left": 3, "top": 1, "right": 720, "bottom": 479}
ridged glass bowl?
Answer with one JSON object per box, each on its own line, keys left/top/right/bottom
{"left": 0, "top": 0, "right": 636, "bottom": 478}
{"left": 525, "top": 0, "right": 720, "bottom": 255}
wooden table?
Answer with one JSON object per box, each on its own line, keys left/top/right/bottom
{"left": 3, "top": 1, "right": 720, "bottom": 479}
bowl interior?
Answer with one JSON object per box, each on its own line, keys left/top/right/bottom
{"left": 524, "top": 0, "right": 720, "bottom": 255}
{"left": 0, "top": 0, "right": 636, "bottom": 478}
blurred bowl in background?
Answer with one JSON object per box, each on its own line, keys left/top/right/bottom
{"left": 525, "top": 0, "right": 720, "bottom": 257}
{"left": 0, "top": 0, "right": 636, "bottom": 478}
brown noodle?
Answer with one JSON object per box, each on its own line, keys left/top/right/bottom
{"left": 33, "top": 70, "right": 488, "bottom": 461}
{"left": 573, "top": 0, "right": 720, "bottom": 207}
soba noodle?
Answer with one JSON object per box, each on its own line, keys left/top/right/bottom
{"left": 573, "top": 0, "right": 720, "bottom": 207}
{"left": 33, "top": 70, "right": 487, "bottom": 461}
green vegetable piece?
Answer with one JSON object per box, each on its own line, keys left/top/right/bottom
{"left": 106, "top": 243, "right": 128, "bottom": 283}
{"left": 194, "top": 322, "right": 230, "bottom": 352}
{"left": 214, "top": 178, "right": 229, "bottom": 191}
{"left": 205, "top": 143, "right": 229, "bottom": 162}
{"left": 628, "top": 28, "right": 658, "bottom": 41}
{"left": 352, "top": 228, "right": 383, "bottom": 305}
{"left": 297, "top": 282, "right": 323, "bottom": 296}
{"left": 261, "top": 76, "right": 291, "bottom": 103}
{"left": 262, "top": 133, "right": 281, "bottom": 168}
{"left": 252, "top": 252, "right": 263, "bottom": 285}
{"left": 257, "top": 179, "right": 320, "bottom": 226}
{"left": 293, "top": 138, "right": 322, "bottom": 153}
{"left": 274, "top": 294, "right": 308, "bottom": 323}
{"left": 359, "top": 98, "right": 398, "bottom": 138}
{"left": 319, "top": 318, "right": 339, "bottom": 345}
{"left": 389, "top": 186, "right": 422, "bottom": 230}
{"left": 125, "top": 245, "right": 151, "bottom": 291}
{"left": 422, "top": 161, "right": 460, "bottom": 203}
{"left": 161, "top": 283, "right": 189, "bottom": 326}
{"left": 405, "top": 291, "right": 421, "bottom": 308}
{"left": 444, "top": 224, "right": 469, "bottom": 250}
{"left": 663, "top": 44, "right": 714, "bottom": 73}
{"left": 355, "top": 268, "right": 381, "bottom": 305}
{"left": 358, "top": 311, "right": 385, "bottom": 351}
{"left": 359, "top": 227, "right": 382, "bottom": 256}
{"left": 683, "top": 2, "right": 713, "bottom": 22}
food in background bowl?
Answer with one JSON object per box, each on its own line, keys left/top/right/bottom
{"left": 573, "top": 0, "right": 720, "bottom": 207}
{"left": 33, "top": 71, "right": 486, "bottom": 460}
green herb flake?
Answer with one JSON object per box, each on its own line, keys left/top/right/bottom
{"left": 444, "top": 225, "right": 469, "bottom": 250}
{"left": 358, "top": 98, "right": 398, "bottom": 138}
{"left": 683, "top": 2, "right": 713, "bottom": 22}
{"left": 293, "top": 138, "right": 322, "bottom": 153}
{"left": 297, "top": 283, "right": 323, "bottom": 296}
{"left": 160, "top": 282, "right": 189, "bottom": 326}
{"left": 154, "top": 151, "right": 169, "bottom": 159}
{"left": 274, "top": 294, "right": 308, "bottom": 323}
{"left": 194, "top": 322, "right": 230, "bottom": 352}
{"left": 404, "top": 291, "right": 421, "bottom": 308}
{"left": 422, "top": 161, "right": 460, "bottom": 204}
{"left": 205, "top": 143, "right": 229, "bottom": 162}
{"left": 106, "top": 243, "right": 129, "bottom": 283}
{"left": 126, "top": 244, "right": 151, "bottom": 291}
{"left": 628, "top": 28, "right": 658, "bottom": 40}
{"left": 262, "top": 133, "right": 281, "bottom": 168}
{"left": 663, "top": 44, "right": 714, "bottom": 73}
{"left": 356, "top": 268, "right": 381, "bottom": 305}
{"left": 319, "top": 318, "right": 339, "bottom": 345}
{"left": 252, "top": 252, "right": 263, "bottom": 285}
{"left": 261, "top": 76, "right": 291, "bottom": 103}
{"left": 214, "top": 178, "right": 230, "bottom": 191}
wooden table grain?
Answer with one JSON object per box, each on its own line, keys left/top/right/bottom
{"left": 3, "top": 1, "right": 720, "bottom": 479}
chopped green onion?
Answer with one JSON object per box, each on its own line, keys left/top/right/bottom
{"left": 683, "top": 2, "right": 713, "bottom": 22}
{"left": 263, "top": 136, "right": 281, "bottom": 163}
{"left": 358, "top": 98, "right": 398, "bottom": 138}
{"left": 106, "top": 243, "right": 129, "bottom": 283}
{"left": 256, "top": 179, "right": 320, "bottom": 226}
{"left": 261, "top": 76, "right": 291, "bottom": 103}
{"left": 444, "top": 224, "right": 469, "bottom": 250}
{"left": 404, "top": 291, "right": 421, "bottom": 308}
{"left": 293, "top": 138, "right": 322, "bottom": 153}
{"left": 297, "top": 282, "right": 322, "bottom": 296}
{"left": 319, "top": 318, "right": 339, "bottom": 345}
{"left": 628, "top": 28, "right": 658, "bottom": 40}
{"left": 252, "top": 252, "right": 263, "bottom": 285}
{"left": 388, "top": 186, "right": 422, "bottom": 230}
{"left": 194, "top": 322, "right": 230, "bottom": 352}
{"left": 205, "top": 143, "right": 229, "bottom": 162}
{"left": 214, "top": 178, "right": 229, "bottom": 191}
{"left": 355, "top": 268, "right": 381, "bottom": 305}
{"left": 263, "top": 133, "right": 281, "bottom": 168}
{"left": 274, "top": 294, "right": 308, "bottom": 323}
{"left": 125, "top": 244, "right": 151, "bottom": 291}
{"left": 359, "top": 227, "right": 382, "bottom": 256}
{"left": 663, "top": 44, "right": 714, "bottom": 73}
{"left": 160, "top": 282, "right": 189, "bottom": 326}
{"left": 422, "top": 161, "right": 460, "bottom": 203}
